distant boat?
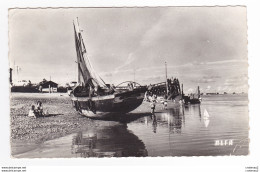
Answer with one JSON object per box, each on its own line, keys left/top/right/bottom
{"left": 70, "top": 19, "right": 147, "bottom": 118}
{"left": 183, "top": 86, "right": 202, "bottom": 104}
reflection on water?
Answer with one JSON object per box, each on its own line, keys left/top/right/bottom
{"left": 127, "top": 95, "right": 248, "bottom": 156}
{"left": 71, "top": 132, "right": 98, "bottom": 157}
{"left": 14, "top": 95, "right": 249, "bottom": 158}
{"left": 203, "top": 109, "right": 210, "bottom": 128}
{"left": 71, "top": 124, "right": 148, "bottom": 157}
{"left": 160, "top": 108, "right": 184, "bottom": 134}
{"left": 141, "top": 106, "right": 185, "bottom": 134}
{"left": 14, "top": 123, "right": 148, "bottom": 158}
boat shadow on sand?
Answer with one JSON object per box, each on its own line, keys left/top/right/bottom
{"left": 79, "top": 104, "right": 187, "bottom": 123}
{"left": 86, "top": 106, "right": 184, "bottom": 123}
{"left": 18, "top": 113, "right": 64, "bottom": 117}
{"left": 91, "top": 112, "right": 152, "bottom": 123}
{"left": 42, "top": 113, "right": 64, "bottom": 117}
{"left": 26, "top": 113, "right": 64, "bottom": 118}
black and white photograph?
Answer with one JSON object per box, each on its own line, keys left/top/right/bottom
{"left": 8, "top": 7, "right": 249, "bottom": 158}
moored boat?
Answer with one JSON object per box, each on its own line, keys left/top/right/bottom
{"left": 183, "top": 86, "right": 202, "bottom": 105}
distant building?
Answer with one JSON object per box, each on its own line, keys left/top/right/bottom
{"left": 40, "top": 81, "right": 58, "bottom": 93}
{"left": 206, "top": 93, "right": 218, "bottom": 95}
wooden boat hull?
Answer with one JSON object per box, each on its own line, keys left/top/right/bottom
{"left": 189, "top": 99, "right": 201, "bottom": 104}
{"left": 70, "top": 88, "right": 147, "bottom": 118}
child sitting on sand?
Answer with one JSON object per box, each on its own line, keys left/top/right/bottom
{"left": 35, "top": 101, "right": 49, "bottom": 117}
{"left": 28, "top": 105, "right": 36, "bottom": 118}
{"left": 36, "top": 101, "right": 45, "bottom": 117}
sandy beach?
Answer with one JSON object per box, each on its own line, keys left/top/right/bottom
{"left": 10, "top": 92, "right": 157, "bottom": 156}
{"left": 10, "top": 93, "right": 109, "bottom": 155}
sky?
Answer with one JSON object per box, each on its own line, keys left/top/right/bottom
{"left": 9, "top": 7, "right": 248, "bottom": 93}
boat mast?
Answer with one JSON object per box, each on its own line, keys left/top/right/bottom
{"left": 74, "top": 19, "right": 81, "bottom": 85}
{"left": 78, "top": 62, "right": 81, "bottom": 84}
{"left": 165, "top": 61, "right": 168, "bottom": 95}
{"left": 181, "top": 83, "right": 184, "bottom": 99}
{"left": 73, "top": 18, "right": 92, "bottom": 87}
{"left": 198, "top": 86, "right": 200, "bottom": 98}
{"left": 77, "top": 17, "right": 81, "bottom": 84}
{"left": 73, "top": 18, "right": 108, "bottom": 89}
{"left": 134, "top": 67, "right": 135, "bottom": 83}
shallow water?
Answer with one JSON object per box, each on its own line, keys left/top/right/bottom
{"left": 14, "top": 94, "right": 249, "bottom": 158}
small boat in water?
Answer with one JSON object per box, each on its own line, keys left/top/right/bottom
{"left": 70, "top": 19, "right": 147, "bottom": 118}
{"left": 183, "top": 86, "right": 202, "bottom": 104}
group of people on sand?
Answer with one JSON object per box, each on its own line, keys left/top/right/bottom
{"left": 150, "top": 94, "right": 168, "bottom": 114}
{"left": 28, "top": 101, "right": 48, "bottom": 118}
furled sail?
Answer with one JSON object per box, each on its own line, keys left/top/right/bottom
{"left": 73, "top": 20, "right": 107, "bottom": 88}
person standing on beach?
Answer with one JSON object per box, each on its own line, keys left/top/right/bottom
{"left": 150, "top": 95, "right": 157, "bottom": 114}
{"left": 163, "top": 99, "right": 168, "bottom": 110}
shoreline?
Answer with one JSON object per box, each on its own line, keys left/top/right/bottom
{"left": 10, "top": 92, "right": 190, "bottom": 156}
{"left": 10, "top": 93, "right": 249, "bottom": 157}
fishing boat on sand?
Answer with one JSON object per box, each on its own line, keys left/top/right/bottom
{"left": 70, "top": 19, "right": 147, "bottom": 118}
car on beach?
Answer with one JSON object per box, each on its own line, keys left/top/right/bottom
{"left": 14, "top": 80, "right": 31, "bottom": 86}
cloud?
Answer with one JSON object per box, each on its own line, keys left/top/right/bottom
{"left": 9, "top": 7, "right": 248, "bottom": 91}
{"left": 103, "top": 73, "right": 112, "bottom": 77}
{"left": 206, "top": 59, "right": 247, "bottom": 65}
{"left": 114, "top": 53, "right": 135, "bottom": 73}
{"left": 224, "top": 75, "right": 248, "bottom": 86}
{"left": 141, "top": 76, "right": 162, "bottom": 83}
{"left": 206, "top": 85, "right": 211, "bottom": 90}
{"left": 187, "top": 88, "right": 194, "bottom": 93}
{"left": 224, "top": 82, "right": 235, "bottom": 86}
{"left": 191, "top": 75, "right": 221, "bottom": 83}
{"left": 193, "top": 78, "right": 216, "bottom": 83}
